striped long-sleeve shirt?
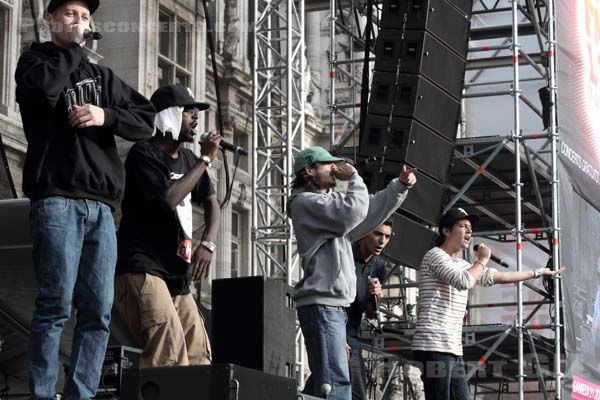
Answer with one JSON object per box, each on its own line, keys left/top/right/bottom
{"left": 412, "top": 247, "right": 496, "bottom": 356}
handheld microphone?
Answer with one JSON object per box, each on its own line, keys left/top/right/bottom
{"left": 84, "top": 31, "right": 103, "bottom": 40}
{"left": 372, "top": 294, "right": 382, "bottom": 325}
{"left": 473, "top": 244, "right": 510, "bottom": 268}
{"left": 321, "top": 383, "right": 332, "bottom": 399}
{"left": 353, "top": 156, "right": 378, "bottom": 169}
{"left": 199, "top": 132, "right": 248, "bottom": 156}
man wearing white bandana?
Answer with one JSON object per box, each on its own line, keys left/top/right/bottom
{"left": 114, "top": 84, "right": 222, "bottom": 367}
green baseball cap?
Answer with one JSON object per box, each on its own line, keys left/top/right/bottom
{"left": 294, "top": 146, "right": 345, "bottom": 174}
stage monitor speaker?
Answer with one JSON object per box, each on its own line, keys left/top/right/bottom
{"left": 212, "top": 277, "right": 295, "bottom": 378}
{"left": 382, "top": 212, "right": 437, "bottom": 269}
{"left": 368, "top": 72, "right": 460, "bottom": 141}
{"left": 374, "top": 30, "right": 466, "bottom": 100}
{"left": 359, "top": 161, "right": 446, "bottom": 225}
{"left": 120, "top": 364, "right": 297, "bottom": 400}
{"left": 381, "top": 0, "right": 472, "bottom": 58}
{"left": 359, "top": 115, "right": 454, "bottom": 183}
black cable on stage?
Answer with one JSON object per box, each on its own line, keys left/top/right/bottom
{"left": 201, "top": 0, "right": 233, "bottom": 210}
{"left": 358, "top": 0, "right": 374, "bottom": 138}
{"left": 29, "top": 0, "right": 40, "bottom": 43}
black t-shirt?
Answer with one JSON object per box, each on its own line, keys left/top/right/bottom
{"left": 116, "top": 140, "right": 214, "bottom": 295}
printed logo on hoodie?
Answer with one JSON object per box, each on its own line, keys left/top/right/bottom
{"left": 65, "top": 76, "right": 102, "bottom": 112}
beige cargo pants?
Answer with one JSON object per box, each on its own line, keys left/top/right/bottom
{"left": 114, "top": 273, "right": 211, "bottom": 367}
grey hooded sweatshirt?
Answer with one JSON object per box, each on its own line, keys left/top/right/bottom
{"left": 289, "top": 173, "right": 410, "bottom": 308}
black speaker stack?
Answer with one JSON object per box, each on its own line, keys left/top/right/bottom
{"left": 356, "top": 0, "right": 473, "bottom": 268}
{"left": 211, "top": 276, "right": 296, "bottom": 378}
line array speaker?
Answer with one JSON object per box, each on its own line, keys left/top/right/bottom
{"left": 374, "top": 30, "right": 466, "bottom": 100}
{"left": 383, "top": 212, "right": 437, "bottom": 269}
{"left": 359, "top": 115, "right": 454, "bottom": 182}
{"left": 380, "top": 0, "right": 472, "bottom": 58}
{"left": 368, "top": 72, "right": 461, "bottom": 141}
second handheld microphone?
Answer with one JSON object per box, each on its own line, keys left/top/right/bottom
{"left": 198, "top": 132, "right": 248, "bottom": 156}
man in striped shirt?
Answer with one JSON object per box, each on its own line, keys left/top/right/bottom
{"left": 412, "top": 207, "right": 564, "bottom": 400}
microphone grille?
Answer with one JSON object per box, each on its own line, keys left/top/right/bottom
{"left": 198, "top": 132, "right": 209, "bottom": 142}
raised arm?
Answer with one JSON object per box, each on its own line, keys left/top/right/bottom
{"left": 349, "top": 165, "right": 417, "bottom": 242}
{"left": 15, "top": 44, "right": 85, "bottom": 107}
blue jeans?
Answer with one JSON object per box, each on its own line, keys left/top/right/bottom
{"left": 413, "top": 351, "right": 470, "bottom": 400}
{"left": 298, "top": 305, "right": 351, "bottom": 400}
{"left": 28, "top": 197, "right": 117, "bottom": 400}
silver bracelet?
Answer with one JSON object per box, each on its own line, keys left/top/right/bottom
{"left": 473, "top": 261, "right": 485, "bottom": 268}
{"left": 533, "top": 268, "right": 543, "bottom": 278}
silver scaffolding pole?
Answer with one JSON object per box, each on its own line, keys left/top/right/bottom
{"left": 510, "top": 0, "right": 525, "bottom": 398}
{"left": 546, "top": 0, "right": 563, "bottom": 395}
{"left": 252, "top": 0, "right": 305, "bottom": 383}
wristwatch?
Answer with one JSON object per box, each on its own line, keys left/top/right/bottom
{"left": 200, "top": 155, "right": 212, "bottom": 167}
{"left": 201, "top": 240, "right": 217, "bottom": 253}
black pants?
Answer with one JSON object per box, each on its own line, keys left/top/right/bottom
{"left": 347, "top": 336, "right": 367, "bottom": 400}
{"left": 413, "top": 351, "right": 470, "bottom": 400}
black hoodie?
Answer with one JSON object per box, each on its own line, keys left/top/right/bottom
{"left": 15, "top": 41, "right": 156, "bottom": 210}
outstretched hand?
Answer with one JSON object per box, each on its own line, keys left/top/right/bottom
{"left": 399, "top": 165, "right": 417, "bottom": 186}
{"left": 541, "top": 266, "right": 566, "bottom": 277}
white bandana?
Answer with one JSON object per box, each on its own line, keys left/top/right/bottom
{"left": 154, "top": 106, "right": 183, "bottom": 140}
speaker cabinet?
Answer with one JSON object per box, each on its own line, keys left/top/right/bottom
{"left": 368, "top": 72, "right": 460, "bottom": 140}
{"left": 360, "top": 161, "right": 446, "bottom": 225}
{"left": 212, "top": 277, "right": 295, "bottom": 378}
{"left": 381, "top": 0, "right": 471, "bottom": 58}
{"left": 375, "top": 30, "right": 466, "bottom": 100}
{"left": 120, "top": 364, "right": 297, "bottom": 400}
{"left": 359, "top": 115, "right": 454, "bottom": 182}
{"left": 383, "top": 213, "right": 437, "bottom": 269}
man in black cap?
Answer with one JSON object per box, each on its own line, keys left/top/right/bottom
{"left": 114, "top": 84, "right": 222, "bottom": 367}
{"left": 412, "top": 208, "right": 564, "bottom": 400}
{"left": 15, "top": 0, "right": 155, "bottom": 398}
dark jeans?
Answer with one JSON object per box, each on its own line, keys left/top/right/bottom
{"left": 28, "top": 197, "right": 117, "bottom": 400}
{"left": 347, "top": 336, "right": 367, "bottom": 400}
{"left": 298, "top": 305, "right": 351, "bottom": 400}
{"left": 413, "top": 351, "right": 470, "bottom": 400}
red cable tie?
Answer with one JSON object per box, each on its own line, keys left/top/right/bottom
{"left": 477, "top": 166, "right": 485, "bottom": 174}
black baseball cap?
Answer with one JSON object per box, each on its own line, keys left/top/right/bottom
{"left": 438, "top": 208, "right": 480, "bottom": 231}
{"left": 47, "top": 0, "right": 100, "bottom": 14}
{"left": 150, "top": 84, "right": 210, "bottom": 113}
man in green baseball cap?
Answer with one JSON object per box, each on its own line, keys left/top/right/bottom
{"left": 290, "top": 146, "right": 417, "bottom": 399}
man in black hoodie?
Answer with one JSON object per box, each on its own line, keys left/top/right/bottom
{"left": 14, "top": 0, "right": 155, "bottom": 398}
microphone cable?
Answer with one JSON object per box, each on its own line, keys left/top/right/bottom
{"left": 201, "top": 0, "right": 234, "bottom": 210}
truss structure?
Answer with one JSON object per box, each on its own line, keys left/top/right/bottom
{"left": 324, "top": 0, "right": 564, "bottom": 398}
{"left": 252, "top": 0, "right": 306, "bottom": 384}
{"left": 328, "top": 0, "right": 381, "bottom": 151}
{"left": 251, "top": 0, "right": 305, "bottom": 282}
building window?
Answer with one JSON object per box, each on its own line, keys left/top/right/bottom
{"left": 0, "top": 4, "right": 9, "bottom": 114}
{"left": 231, "top": 210, "right": 241, "bottom": 278}
{"left": 157, "top": 8, "right": 192, "bottom": 87}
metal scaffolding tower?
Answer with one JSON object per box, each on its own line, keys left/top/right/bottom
{"left": 251, "top": 0, "right": 305, "bottom": 282}
{"left": 328, "top": 0, "right": 380, "bottom": 151}
{"left": 251, "top": 0, "right": 306, "bottom": 384}
{"left": 324, "top": 0, "right": 564, "bottom": 398}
